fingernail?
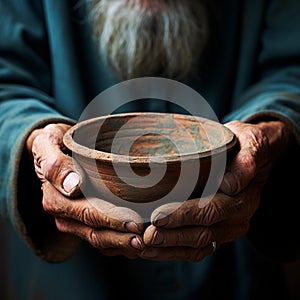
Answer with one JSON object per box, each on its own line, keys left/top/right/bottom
{"left": 152, "top": 231, "right": 164, "bottom": 245}
{"left": 153, "top": 213, "right": 169, "bottom": 227}
{"left": 63, "top": 172, "right": 80, "bottom": 193}
{"left": 141, "top": 248, "right": 157, "bottom": 258}
{"left": 125, "top": 222, "right": 140, "bottom": 234}
{"left": 221, "top": 172, "right": 238, "bottom": 194}
{"left": 131, "top": 237, "right": 143, "bottom": 250}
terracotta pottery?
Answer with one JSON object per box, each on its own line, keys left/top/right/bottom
{"left": 63, "top": 112, "right": 237, "bottom": 204}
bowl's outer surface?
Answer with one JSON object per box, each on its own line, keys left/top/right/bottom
{"left": 63, "top": 112, "right": 237, "bottom": 203}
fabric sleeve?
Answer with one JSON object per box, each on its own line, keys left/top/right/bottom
{"left": 222, "top": 0, "right": 300, "bottom": 262}
{"left": 0, "top": 0, "right": 80, "bottom": 262}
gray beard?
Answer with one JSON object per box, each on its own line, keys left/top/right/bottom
{"left": 88, "top": 0, "right": 208, "bottom": 80}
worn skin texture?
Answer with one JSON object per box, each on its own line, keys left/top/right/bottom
{"left": 26, "top": 119, "right": 292, "bottom": 261}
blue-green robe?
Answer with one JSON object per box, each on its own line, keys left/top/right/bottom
{"left": 0, "top": 0, "right": 300, "bottom": 299}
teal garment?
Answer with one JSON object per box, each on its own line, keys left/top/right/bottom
{"left": 0, "top": 0, "right": 300, "bottom": 299}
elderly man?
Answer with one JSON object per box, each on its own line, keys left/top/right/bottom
{"left": 0, "top": 0, "right": 299, "bottom": 299}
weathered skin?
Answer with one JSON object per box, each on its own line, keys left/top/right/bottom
{"left": 26, "top": 119, "right": 292, "bottom": 261}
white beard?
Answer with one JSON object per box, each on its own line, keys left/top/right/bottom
{"left": 88, "top": 0, "right": 208, "bottom": 80}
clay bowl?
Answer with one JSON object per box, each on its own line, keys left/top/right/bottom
{"left": 63, "top": 112, "right": 237, "bottom": 204}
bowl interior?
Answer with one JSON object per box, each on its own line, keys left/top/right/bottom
{"left": 65, "top": 112, "right": 236, "bottom": 162}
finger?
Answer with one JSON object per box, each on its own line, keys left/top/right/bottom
{"left": 30, "top": 123, "right": 82, "bottom": 197}
{"left": 143, "top": 219, "right": 249, "bottom": 248}
{"left": 150, "top": 199, "right": 213, "bottom": 228}
{"left": 139, "top": 244, "right": 213, "bottom": 262}
{"left": 42, "top": 181, "right": 144, "bottom": 233}
{"left": 143, "top": 224, "right": 214, "bottom": 248}
{"left": 55, "top": 218, "right": 144, "bottom": 256}
{"left": 151, "top": 190, "right": 256, "bottom": 229}
{"left": 150, "top": 195, "right": 231, "bottom": 228}
{"left": 220, "top": 121, "right": 269, "bottom": 195}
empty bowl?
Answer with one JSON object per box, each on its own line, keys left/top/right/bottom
{"left": 63, "top": 112, "right": 237, "bottom": 205}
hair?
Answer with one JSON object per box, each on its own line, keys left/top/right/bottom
{"left": 88, "top": 0, "right": 209, "bottom": 80}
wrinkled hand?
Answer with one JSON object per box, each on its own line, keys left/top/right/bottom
{"left": 140, "top": 120, "right": 292, "bottom": 261}
{"left": 27, "top": 123, "right": 145, "bottom": 259}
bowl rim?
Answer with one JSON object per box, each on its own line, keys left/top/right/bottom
{"left": 63, "top": 112, "right": 237, "bottom": 164}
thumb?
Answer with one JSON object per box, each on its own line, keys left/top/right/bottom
{"left": 219, "top": 121, "right": 258, "bottom": 195}
{"left": 28, "top": 123, "right": 83, "bottom": 197}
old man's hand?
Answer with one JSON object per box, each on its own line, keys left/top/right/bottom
{"left": 27, "top": 123, "right": 144, "bottom": 259}
{"left": 140, "top": 120, "right": 292, "bottom": 261}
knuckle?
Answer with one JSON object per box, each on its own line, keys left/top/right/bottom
{"left": 195, "top": 229, "right": 212, "bottom": 248}
{"left": 42, "top": 156, "right": 62, "bottom": 181}
{"left": 42, "top": 191, "right": 66, "bottom": 216}
{"left": 32, "top": 133, "right": 46, "bottom": 147}
{"left": 43, "top": 200, "right": 65, "bottom": 216}
{"left": 238, "top": 152, "right": 256, "bottom": 173}
{"left": 181, "top": 206, "right": 194, "bottom": 224}
{"left": 200, "top": 202, "right": 221, "bottom": 225}
{"left": 102, "top": 214, "right": 112, "bottom": 228}
{"left": 82, "top": 207, "right": 98, "bottom": 226}
{"left": 43, "top": 155, "right": 73, "bottom": 186}
{"left": 42, "top": 198, "right": 52, "bottom": 213}
{"left": 241, "top": 126, "right": 270, "bottom": 165}
{"left": 42, "top": 195, "right": 56, "bottom": 214}
{"left": 251, "top": 126, "right": 269, "bottom": 149}
{"left": 175, "top": 230, "right": 186, "bottom": 245}
{"left": 89, "top": 230, "right": 104, "bottom": 249}
{"left": 43, "top": 124, "right": 65, "bottom": 141}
